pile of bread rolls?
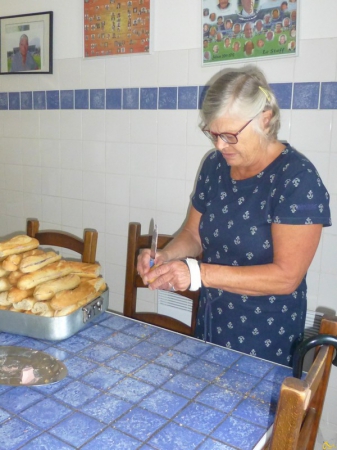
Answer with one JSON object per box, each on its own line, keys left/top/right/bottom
{"left": 0, "top": 235, "right": 106, "bottom": 317}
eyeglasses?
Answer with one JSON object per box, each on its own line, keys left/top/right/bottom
{"left": 202, "top": 118, "right": 254, "bottom": 145}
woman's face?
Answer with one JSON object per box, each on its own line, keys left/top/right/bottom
{"left": 208, "top": 114, "right": 264, "bottom": 169}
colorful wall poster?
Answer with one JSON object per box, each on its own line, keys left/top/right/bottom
{"left": 84, "top": 0, "right": 150, "bottom": 58}
{"left": 202, "top": 0, "right": 298, "bottom": 65}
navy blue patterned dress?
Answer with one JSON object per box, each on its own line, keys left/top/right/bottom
{"left": 192, "top": 144, "right": 331, "bottom": 366}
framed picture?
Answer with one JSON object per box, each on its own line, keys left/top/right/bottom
{"left": 202, "top": 0, "right": 298, "bottom": 66}
{"left": 84, "top": 0, "right": 151, "bottom": 58}
{"left": 0, "top": 11, "right": 53, "bottom": 75}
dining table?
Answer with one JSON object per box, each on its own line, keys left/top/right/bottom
{"left": 0, "top": 310, "right": 293, "bottom": 450}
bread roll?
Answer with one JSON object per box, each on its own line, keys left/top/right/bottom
{"left": 54, "top": 304, "right": 79, "bottom": 317}
{"left": 50, "top": 281, "right": 97, "bottom": 310}
{"left": 8, "top": 270, "right": 24, "bottom": 286}
{"left": 12, "top": 297, "right": 36, "bottom": 311}
{"left": 66, "top": 261, "right": 101, "bottom": 278}
{"left": 2, "top": 254, "right": 23, "bottom": 271}
{"left": 20, "top": 251, "right": 61, "bottom": 273}
{"left": 0, "top": 305, "right": 10, "bottom": 310}
{"left": 33, "top": 274, "right": 81, "bottom": 301}
{"left": 0, "top": 277, "right": 11, "bottom": 292}
{"left": 0, "top": 235, "right": 39, "bottom": 258}
{"left": 7, "top": 287, "right": 35, "bottom": 304}
{"left": 17, "top": 261, "right": 72, "bottom": 290}
{"left": 40, "top": 310, "right": 54, "bottom": 317}
{"left": 31, "top": 301, "right": 54, "bottom": 315}
{"left": 0, "top": 291, "right": 11, "bottom": 306}
{"left": 0, "top": 265, "right": 9, "bottom": 278}
{"left": 21, "top": 249, "right": 45, "bottom": 259}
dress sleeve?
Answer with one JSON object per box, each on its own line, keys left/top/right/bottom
{"left": 192, "top": 150, "right": 219, "bottom": 214}
{"left": 272, "top": 162, "right": 331, "bottom": 226}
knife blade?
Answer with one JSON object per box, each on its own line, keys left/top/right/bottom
{"left": 149, "top": 224, "right": 158, "bottom": 268}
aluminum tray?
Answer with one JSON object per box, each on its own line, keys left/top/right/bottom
{"left": 0, "top": 288, "right": 109, "bottom": 341}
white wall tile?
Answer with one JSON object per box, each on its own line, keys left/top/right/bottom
{"left": 82, "top": 140, "right": 106, "bottom": 172}
{"left": 156, "top": 178, "right": 186, "bottom": 214}
{"left": 82, "top": 111, "right": 106, "bottom": 142}
{"left": 20, "top": 111, "right": 40, "bottom": 139}
{"left": 158, "top": 50, "right": 189, "bottom": 86}
{"left": 157, "top": 110, "right": 187, "bottom": 145}
{"left": 23, "top": 193, "right": 42, "bottom": 220}
{"left": 130, "top": 143, "right": 157, "bottom": 177}
{"left": 2, "top": 111, "right": 22, "bottom": 138}
{"left": 327, "top": 153, "right": 337, "bottom": 195}
{"left": 23, "top": 166, "right": 42, "bottom": 194}
{"left": 106, "top": 142, "right": 130, "bottom": 175}
{"left": 41, "top": 195, "right": 62, "bottom": 225}
{"left": 130, "top": 176, "right": 156, "bottom": 210}
{"left": 130, "top": 110, "right": 158, "bottom": 145}
{"left": 2, "top": 138, "right": 22, "bottom": 165}
{"left": 105, "top": 110, "right": 131, "bottom": 143}
{"left": 82, "top": 171, "right": 105, "bottom": 202}
{"left": 83, "top": 200, "right": 106, "bottom": 233}
{"left": 4, "top": 190, "right": 23, "bottom": 217}
{"left": 290, "top": 110, "right": 333, "bottom": 154}
{"left": 320, "top": 234, "right": 337, "bottom": 275}
{"left": 81, "top": 58, "right": 106, "bottom": 89}
{"left": 294, "top": 38, "right": 337, "bottom": 82}
{"left": 106, "top": 204, "right": 129, "bottom": 236}
{"left": 157, "top": 144, "right": 186, "bottom": 180}
{"left": 4, "top": 165, "right": 23, "bottom": 192}
{"left": 60, "top": 169, "right": 82, "bottom": 199}
{"left": 129, "top": 207, "right": 156, "bottom": 232}
{"left": 130, "top": 53, "right": 158, "bottom": 87}
{"left": 61, "top": 198, "right": 83, "bottom": 229}
{"left": 105, "top": 233, "right": 127, "bottom": 265}
{"left": 40, "top": 111, "right": 61, "bottom": 140}
{"left": 104, "top": 263, "right": 126, "bottom": 297}
{"left": 60, "top": 140, "right": 83, "bottom": 170}
{"left": 105, "top": 57, "right": 131, "bottom": 88}
{"left": 41, "top": 168, "right": 61, "bottom": 197}
{"left": 58, "top": 58, "right": 82, "bottom": 90}
{"left": 21, "top": 139, "right": 41, "bottom": 166}
{"left": 106, "top": 173, "right": 130, "bottom": 206}
{"left": 60, "top": 111, "right": 82, "bottom": 141}
{"left": 156, "top": 211, "right": 186, "bottom": 235}
{"left": 40, "top": 139, "right": 61, "bottom": 168}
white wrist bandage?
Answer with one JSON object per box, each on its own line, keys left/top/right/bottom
{"left": 185, "top": 258, "right": 202, "bottom": 291}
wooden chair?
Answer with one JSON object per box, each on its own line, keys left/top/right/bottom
{"left": 124, "top": 222, "right": 199, "bottom": 336}
{"left": 266, "top": 314, "right": 337, "bottom": 450}
{"left": 26, "top": 219, "right": 98, "bottom": 264}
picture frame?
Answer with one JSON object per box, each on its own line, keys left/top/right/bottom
{"left": 84, "top": 0, "right": 151, "bottom": 58}
{"left": 0, "top": 11, "right": 53, "bottom": 75}
{"left": 202, "top": 0, "right": 299, "bottom": 66}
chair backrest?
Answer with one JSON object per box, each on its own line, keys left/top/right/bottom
{"left": 124, "top": 222, "right": 199, "bottom": 336}
{"left": 267, "top": 314, "right": 337, "bottom": 450}
{"left": 26, "top": 219, "right": 98, "bottom": 264}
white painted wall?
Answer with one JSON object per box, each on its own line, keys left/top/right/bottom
{"left": 0, "top": 0, "right": 336, "bottom": 433}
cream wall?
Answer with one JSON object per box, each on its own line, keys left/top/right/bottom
{"left": 0, "top": 0, "right": 337, "bottom": 430}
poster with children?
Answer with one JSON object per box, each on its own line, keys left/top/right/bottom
{"left": 84, "top": 0, "right": 151, "bottom": 58}
{"left": 202, "top": 0, "right": 298, "bottom": 65}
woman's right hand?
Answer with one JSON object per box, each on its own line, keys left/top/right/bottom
{"left": 137, "top": 249, "right": 168, "bottom": 284}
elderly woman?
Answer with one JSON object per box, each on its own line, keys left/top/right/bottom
{"left": 138, "top": 67, "right": 331, "bottom": 366}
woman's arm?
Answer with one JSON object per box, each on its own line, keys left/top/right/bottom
{"left": 146, "top": 222, "right": 323, "bottom": 296}
{"left": 201, "top": 223, "right": 322, "bottom": 295}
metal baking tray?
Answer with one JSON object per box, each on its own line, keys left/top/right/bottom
{"left": 0, "top": 287, "right": 109, "bottom": 341}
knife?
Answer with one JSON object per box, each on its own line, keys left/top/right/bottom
{"left": 149, "top": 224, "right": 158, "bottom": 268}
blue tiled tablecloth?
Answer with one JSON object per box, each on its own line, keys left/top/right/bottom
{"left": 0, "top": 312, "right": 293, "bottom": 450}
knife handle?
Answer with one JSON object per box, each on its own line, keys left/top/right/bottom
{"left": 150, "top": 258, "right": 155, "bottom": 268}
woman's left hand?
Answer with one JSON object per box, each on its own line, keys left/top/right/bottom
{"left": 145, "top": 260, "right": 191, "bottom": 292}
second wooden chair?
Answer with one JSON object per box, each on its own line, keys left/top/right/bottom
{"left": 124, "top": 222, "right": 199, "bottom": 336}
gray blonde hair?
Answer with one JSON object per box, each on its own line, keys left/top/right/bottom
{"left": 201, "top": 66, "right": 280, "bottom": 141}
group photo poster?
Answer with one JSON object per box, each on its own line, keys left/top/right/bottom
{"left": 84, "top": 0, "right": 151, "bottom": 58}
{"left": 202, "top": 0, "right": 298, "bottom": 65}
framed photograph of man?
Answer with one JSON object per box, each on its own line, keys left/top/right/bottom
{"left": 202, "top": 0, "right": 298, "bottom": 66}
{"left": 0, "top": 11, "right": 53, "bottom": 75}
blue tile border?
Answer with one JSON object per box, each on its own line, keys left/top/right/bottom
{"left": 0, "top": 82, "right": 337, "bottom": 111}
